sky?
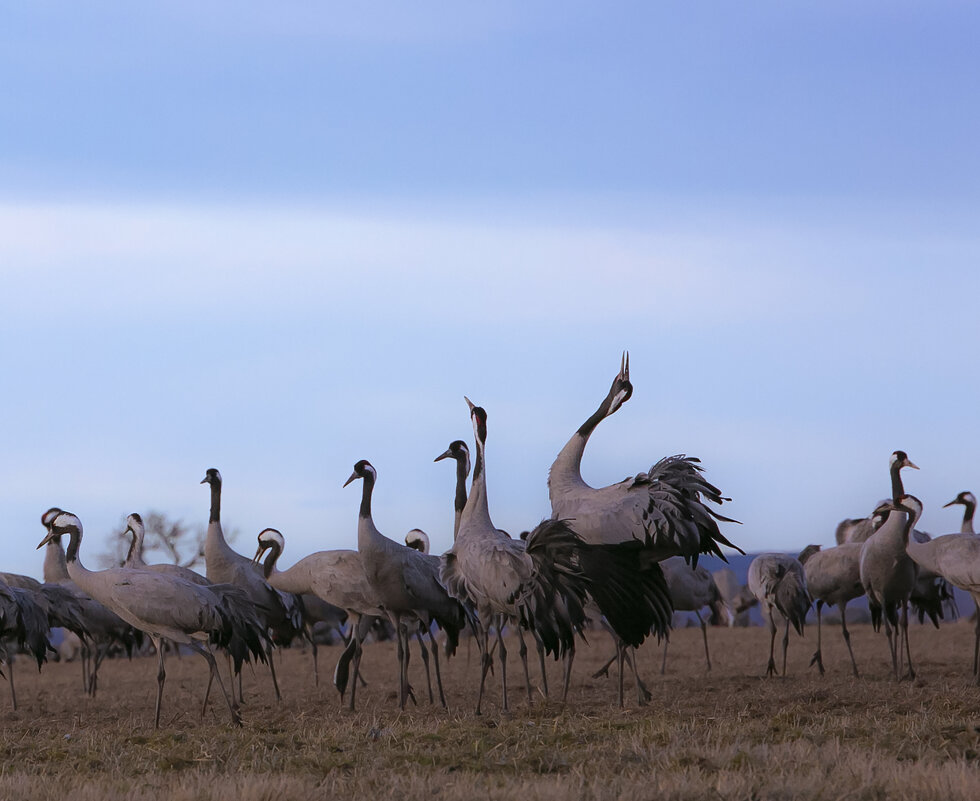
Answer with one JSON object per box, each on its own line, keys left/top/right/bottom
{"left": 2, "top": 2, "right": 979, "bottom": 577}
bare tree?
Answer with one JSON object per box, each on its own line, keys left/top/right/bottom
{"left": 96, "top": 511, "right": 238, "bottom": 570}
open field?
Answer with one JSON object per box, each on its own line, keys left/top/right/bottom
{"left": 4, "top": 621, "right": 980, "bottom": 800}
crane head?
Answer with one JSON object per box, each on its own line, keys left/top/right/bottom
{"left": 943, "top": 491, "right": 976, "bottom": 508}
{"left": 37, "top": 511, "right": 82, "bottom": 549}
{"left": 434, "top": 440, "right": 470, "bottom": 472}
{"left": 253, "top": 528, "right": 285, "bottom": 567}
{"left": 344, "top": 459, "right": 376, "bottom": 487}
{"left": 606, "top": 351, "right": 633, "bottom": 416}
{"left": 889, "top": 451, "right": 919, "bottom": 471}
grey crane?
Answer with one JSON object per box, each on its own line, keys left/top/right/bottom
{"left": 436, "top": 438, "right": 553, "bottom": 699}
{"left": 946, "top": 491, "right": 976, "bottom": 535}
{"left": 747, "top": 553, "right": 810, "bottom": 677}
{"left": 37, "top": 511, "right": 267, "bottom": 727}
{"left": 0, "top": 571, "right": 89, "bottom": 707}
{"left": 345, "top": 459, "right": 467, "bottom": 710}
{"left": 710, "top": 568, "right": 753, "bottom": 627}
{"left": 40, "top": 507, "right": 142, "bottom": 696}
{"left": 658, "top": 557, "right": 728, "bottom": 674}
{"left": 860, "top": 489, "right": 921, "bottom": 681}
{"left": 201, "top": 469, "right": 304, "bottom": 702}
{"left": 441, "top": 400, "right": 590, "bottom": 714}
{"left": 405, "top": 529, "right": 430, "bottom": 553}
{"left": 0, "top": 579, "right": 50, "bottom": 709}
{"left": 401, "top": 526, "right": 463, "bottom": 706}
{"left": 835, "top": 451, "right": 918, "bottom": 544}
{"left": 123, "top": 513, "right": 210, "bottom": 585}
{"left": 252, "top": 527, "right": 386, "bottom": 710}
{"left": 798, "top": 542, "right": 864, "bottom": 676}
{"left": 434, "top": 439, "right": 471, "bottom": 540}
{"left": 903, "top": 493, "right": 980, "bottom": 680}
{"left": 547, "top": 353, "right": 739, "bottom": 704}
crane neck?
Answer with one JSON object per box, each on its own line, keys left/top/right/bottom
{"left": 962, "top": 501, "right": 976, "bottom": 535}
{"left": 125, "top": 528, "right": 146, "bottom": 568}
{"left": 262, "top": 542, "right": 282, "bottom": 580}
{"left": 550, "top": 389, "right": 619, "bottom": 500}
{"left": 452, "top": 455, "right": 468, "bottom": 539}
{"left": 43, "top": 536, "right": 70, "bottom": 582}
{"left": 460, "top": 436, "right": 492, "bottom": 533}
{"left": 890, "top": 461, "right": 906, "bottom": 502}
{"left": 897, "top": 506, "right": 920, "bottom": 545}
{"left": 358, "top": 471, "right": 375, "bottom": 521}
{"left": 209, "top": 480, "right": 222, "bottom": 524}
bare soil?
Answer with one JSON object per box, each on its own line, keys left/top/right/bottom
{"left": 3, "top": 621, "right": 980, "bottom": 800}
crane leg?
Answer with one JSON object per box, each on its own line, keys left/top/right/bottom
{"left": 153, "top": 638, "right": 166, "bottom": 729}
{"left": 627, "top": 646, "right": 650, "bottom": 706}
{"left": 809, "top": 601, "right": 825, "bottom": 676}
{"left": 395, "top": 617, "right": 407, "bottom": 709}
{"left": 349, "top": 635, "right": 364, "bottom": 711}
{"left": 427, "top": 628, "right": 447, "bottom": 708}
{"left": 6, "top": 657, "right": 16, "bottom": 711}
{"left": 901, "top": 602, "right": 915, "bottom": 681}
{"left": 335, "top": 635, "right": 356, "bottom": 699}
{"left": 839, "top": 602, "right": 859, "bottom": 677}
{"left": 266, "top": 642, "right": 282, "bottom": 702}
{"left": 516, "top": 626, "right": 533, "bottom": 704}
{"left": 311, "top": 636, "right": 319, "bottom": 688}
{"left": 189, "top": 642, "right": 241, "bottom": 727}
{"left": 616, "top": 643, "right": 626, "bottom": 707}
{"left": 884, "top": 618, "right": 898, "bottom": 678}
{"left": 80, "top": 639, "right": 91, "bottom": 695}
{"left": 561, "top": 644, "right": 573, "bottom": 703}
{"left": 971, "top": 596, "right": 980, "bottom": 679}
{"left": 696, "top": 610, "right": 711, "bottom": 672}
{"left": 475, "top": 624, "right": 492, "bottom": 715}
{"left": 496, "top": 624, "right": 509, "bottom": 713}
{"left": 414, "top": 628, "right": 434, "bottom": 704}
{"left": 203, "top": 663, "right": 214, "bottom": 716}
{"left": 89, "top": 644, "right": 108, "bottom": 697}
{"left": 781, "top": 618, "right": 790, "bottom": 676}
{"left": 536, "top": 634, "right": 549, "bottom": 698}
{"left": 592, "top": 653, "right": 617, "bottom": 679}
{"left": 765, "top": 613, "right": 777, "bottom": 677}
{"left": 224, "top": 652, "right": 242, "bottom": 705}
{"left": 660, "top": 638, "right": 669, "bottom": 675}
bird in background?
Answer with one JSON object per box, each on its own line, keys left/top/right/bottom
{"left": 37, "top": 511, "right": 267, "bottom": 727}
{"left": 345, "top": 459, "right": 467, "bottom": 710}
{"left": 747, "top": 553, "right": 811, "bottom": 677}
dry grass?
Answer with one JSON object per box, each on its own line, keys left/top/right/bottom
{"left": 3, "top": 621, "right": 980, "bottom": 800}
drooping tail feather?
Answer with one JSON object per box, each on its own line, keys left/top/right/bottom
{"left": 774, "top": 572, "right": 810, "bottom": 636}
{"left": 576, "top": 539, "right": 673, "bottom": 647}
{"left": 209, "top": 584, "right": 269, "bottom": 674}
{"left": 520, "top": 519, "right": 590, "bottom": 658}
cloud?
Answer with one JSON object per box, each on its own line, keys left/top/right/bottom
{"left": 0, "top": 198, "right": 921, "bottom": 332}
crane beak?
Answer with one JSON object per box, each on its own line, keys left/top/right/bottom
{"left": 905, "top": 459, "right": 919, "bottom": 470}
{"left": 434, "top": 447, "right": 453, "bottom": 463}
{"left": 251, "top": 545, "right": 265, "bottom": 564}
{"left": 942, "top": 498, "right": 958, "bottom": 508}
{"left": 464, "top": 396, "right": 475, "bottom": 413}
{"left": 36, "top": 532, "right": 54, "bottom": 549}
{"left": 200, "top": 476, "right": 209, "bottom": 485}
{"left": 343, "top": 471, "right": 359, "bottom": 488}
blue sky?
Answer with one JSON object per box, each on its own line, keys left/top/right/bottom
{"left": 2, "top": 3, "right": 978, "bottom": 576}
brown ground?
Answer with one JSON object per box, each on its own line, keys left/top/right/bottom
{"left": 3, "top": 620, "right": 980, "bottom": 800}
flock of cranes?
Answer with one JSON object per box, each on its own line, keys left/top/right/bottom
{"left": 748, "top": 452, "right": 977, "bottom": 684}
{"left": 1, "top": 354, "right": 978, "bottom": 729}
